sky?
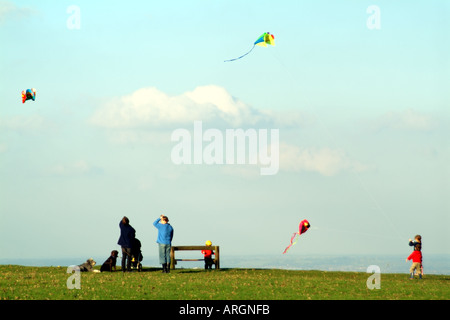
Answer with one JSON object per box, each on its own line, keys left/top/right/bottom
{"left": 0, "top": 0, "right": 449, "bottom": 264}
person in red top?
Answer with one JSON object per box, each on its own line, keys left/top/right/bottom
{"left": 201, "top": 240, "right": 214, "bottom": 270}
{"left": 406, "top": 244, "right": 422, "bottom": 279}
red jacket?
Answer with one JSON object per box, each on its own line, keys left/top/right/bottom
{"left": 202, "top": 250, "right": 213, "bottom": 259}
{"left": 407, "top": 251, "right": 422, "bottom": 263}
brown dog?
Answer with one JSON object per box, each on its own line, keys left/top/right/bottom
{"left": 100, "top": 250, "right": 119, "bottom": 272}
{"left": 78, "top": 258, "right": 97, "bottom": 272}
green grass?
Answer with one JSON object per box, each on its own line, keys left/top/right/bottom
{"left": 0, "top": 265, "right": 448, "bottom": 300}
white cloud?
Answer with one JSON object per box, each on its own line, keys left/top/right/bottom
{"left": 376, "top": 109, "right": 436, "bottom": 131}
{"left": 279, "top": 143, "right": 369, "bottom": 176}
{"left": 0, "top": 0, "right": 37, "bottom": 23}
{"left": 89, "top": 85, "right": 305, "bottom": 129}
{"left": 103, "top": 129, "right": 171, "bottom": 145}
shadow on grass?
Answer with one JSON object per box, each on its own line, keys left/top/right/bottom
{"left": 138, "top": 267, "right": 234, "bottom": 273}
{"left": 114, "top": 267, "right": 228, "bottom": 273}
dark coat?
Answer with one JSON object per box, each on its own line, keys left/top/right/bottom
{"left": 117, "top": 221, "right": 136, "bottom": 248}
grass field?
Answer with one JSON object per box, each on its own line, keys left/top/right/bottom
{"left": 1, "top": 265, "right": 448, "bottom": 300}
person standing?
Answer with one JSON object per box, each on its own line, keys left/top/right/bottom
{"left": 153, "top": 214, "right": 174, "bottom": 273}
{"left": 406, "top": 244, "right": 423, "bottom": 279}
{"left": 201, "top": 240, "right": 214, "bottom": 270}
{"left": 118, "top": 216, "right": 136, "bottom": 272}
{"left": 408, "top": 235, "right": 423, "bottom": 275}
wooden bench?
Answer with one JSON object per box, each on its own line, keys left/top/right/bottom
{"left": 170, "top": 245, "right": 220, "bottom": 270}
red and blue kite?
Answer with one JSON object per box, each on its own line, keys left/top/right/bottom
{"left": 22, "top": 88, "right": 36, "bottom": 104}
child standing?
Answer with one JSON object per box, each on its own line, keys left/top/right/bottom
{"left": 201, "top": 240, "right": 214, "bottom": 270}
{"left": 406, "top": 244, "right": 422, "bottom": 279}
{"left": 408, "top": 235, "right": 423, "bottom": 275}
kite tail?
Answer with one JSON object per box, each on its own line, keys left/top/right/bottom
{"left": 282, "top": 232, "right": 300, "bottom": 254}
{"left": 224, "top": 45, "right": 256, "bottom": 62}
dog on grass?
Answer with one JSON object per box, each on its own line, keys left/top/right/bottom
{"left": 100, "top": 250, "right": 119, "bottom": 272}
{"left": 78, "top": 258, "right": 98, "bottom": 272}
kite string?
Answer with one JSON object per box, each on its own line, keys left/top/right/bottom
{"left": 269, "top": 50, "right": 406, "bottom": 242}
{"left": 224, "top": 45, "right": 256, "bottom": 62}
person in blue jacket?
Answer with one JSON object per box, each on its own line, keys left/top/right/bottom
{"left": 118, "top": 216, "right": 136, "bottom": 272}
{"left": 153, "top": 214, "right": 174, "bottom": 273}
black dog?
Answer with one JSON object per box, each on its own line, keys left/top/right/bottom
{"left": 100, "top": 250, "right": 119, "bottom": 272}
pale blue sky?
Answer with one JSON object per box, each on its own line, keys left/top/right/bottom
{"left": 0, "top": 1, "right": 448, "bottom": 263}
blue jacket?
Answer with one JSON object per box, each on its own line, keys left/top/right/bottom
{"left": 118, "top": 221, "right": 136, "bottom": 248}
{"left": 153, "top": 218, "right": 174, "bottom": 245}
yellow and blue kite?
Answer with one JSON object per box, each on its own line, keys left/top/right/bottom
{"left": 224, "top": 32, "right": 275, "bottom": 62}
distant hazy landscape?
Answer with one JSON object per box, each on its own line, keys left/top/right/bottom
{"left": 1, "top": 254, "right": 448, "bottom": 275}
